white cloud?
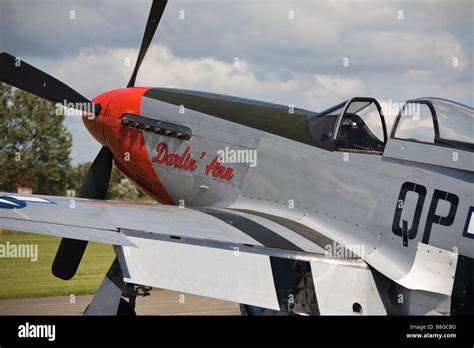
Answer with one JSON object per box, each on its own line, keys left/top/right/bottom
{"left": 308, "top": 74, "right": 365, "bottom": 98}
{"left": 51, "top": 44, "right": 366, "bottom": 110}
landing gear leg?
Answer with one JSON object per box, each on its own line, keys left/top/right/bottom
{"left": 83, "top": 254, "right": 152, "bottom": 316}
{"left": 83, "top": 258, "right": 136, "bottom": 316}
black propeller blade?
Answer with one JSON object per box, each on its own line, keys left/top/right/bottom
{"left": 0, "top": 52, "right": 99, "bottom": 114}
{"left": 52, "top": 146, "right": 114, "bottom": 280}
{"left": 127, "top": 0, "right": 167, "bottom": 88}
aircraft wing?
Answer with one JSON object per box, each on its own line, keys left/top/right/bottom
{"left": 0, "top": 192, "right": 457, "bottom": 315}
{"left": 0, "top": 192, "right": 325, "bottom": 252}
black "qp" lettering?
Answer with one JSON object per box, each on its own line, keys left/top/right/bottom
{"left": 392, "top": 182, "right": 459, "bottom": 246}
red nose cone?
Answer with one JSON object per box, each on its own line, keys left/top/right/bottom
{"left": 83, "top": 89, "right": 121, "bottom": 146}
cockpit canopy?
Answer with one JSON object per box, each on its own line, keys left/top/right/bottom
{"left": 308, "top": 97, "right": 473, "bottom": 153}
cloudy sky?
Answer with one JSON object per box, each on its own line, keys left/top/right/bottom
{"left": 2, "top": 0, "right": 473, "bottom": 163}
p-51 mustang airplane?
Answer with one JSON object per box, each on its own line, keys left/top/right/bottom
{"left": 0, "top": 0, "right": 473, "bottom": 316}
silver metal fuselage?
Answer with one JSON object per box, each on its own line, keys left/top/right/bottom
{"left": 129, "top": 93, "right": 474, "bottom": 272}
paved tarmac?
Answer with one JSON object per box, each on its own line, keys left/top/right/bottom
{"left": 0, "top": 290, "right": 241, "bottom": 315}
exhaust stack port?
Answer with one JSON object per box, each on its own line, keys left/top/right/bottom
{"left": 120, "top": 114, "right": 192, "bottom": 141}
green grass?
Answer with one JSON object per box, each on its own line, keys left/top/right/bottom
{"left": 0, "top": 231, "right": 115, "bottom": 299}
